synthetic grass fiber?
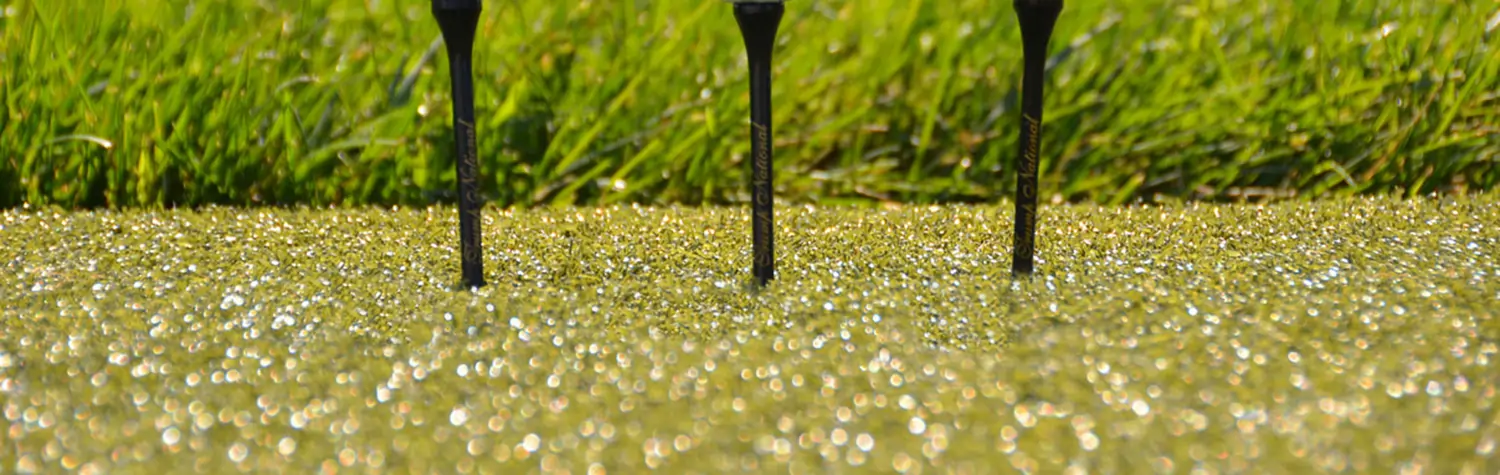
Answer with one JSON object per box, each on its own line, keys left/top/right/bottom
{"left": 3, "top": 0, "right": 1499, "bottom": 208}
{"left": 3, "top": 196, "right": 1499, "bottom": 473}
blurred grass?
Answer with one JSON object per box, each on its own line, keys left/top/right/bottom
{"left": 1, "top": 0, "right": 1498, "bottom": 209}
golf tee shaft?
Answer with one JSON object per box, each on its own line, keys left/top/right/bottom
{"left": 438, "top": 20, "right": 486, "bottom": 288}
{"left": 734, "top": 2, "right": 783, "bottom": 286}
{"left": 1012, "top": 54, "right": 1044, "bottom": 276}
{"left": 748, "top": 52, "right": 774, "bottom": 285}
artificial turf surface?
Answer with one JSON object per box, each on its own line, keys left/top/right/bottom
{"left": 2, "top": 196, "right": 1498, "bottom": 473}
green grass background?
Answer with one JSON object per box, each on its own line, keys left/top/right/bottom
{"left": 2, "top": 0, "right": 1497, "bottom": 209}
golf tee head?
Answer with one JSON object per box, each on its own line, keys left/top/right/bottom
{"left": 728, "top": 0, "right": 787, "bottom": 18}
{"left": 1014, "top": 0, "right": 1063, "bottom": 18}
{"left": 432, "top": 0, "right": 481, "bottom": 49}
{"left": 1013, "top": 0, "right": 1061, "bottom": 8}
{"left": 730, "top": 0, "right": 785, "bottom": 45}
{"left": 432, "top": 0, "right": 481, "bottom": 11}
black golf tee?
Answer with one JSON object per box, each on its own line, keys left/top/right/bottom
{"left": 1011, "top": 0, "right": 1061, "bottom": 277}
{"left": 434, "top": 0, "right": 486, "bottom": 288}
{"left": 733, "top": 2, "right": 784, "bottom": 286}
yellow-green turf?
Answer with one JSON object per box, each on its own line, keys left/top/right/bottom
{"left": 2, "top": 196, "right": 1498, "bottom": 473}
